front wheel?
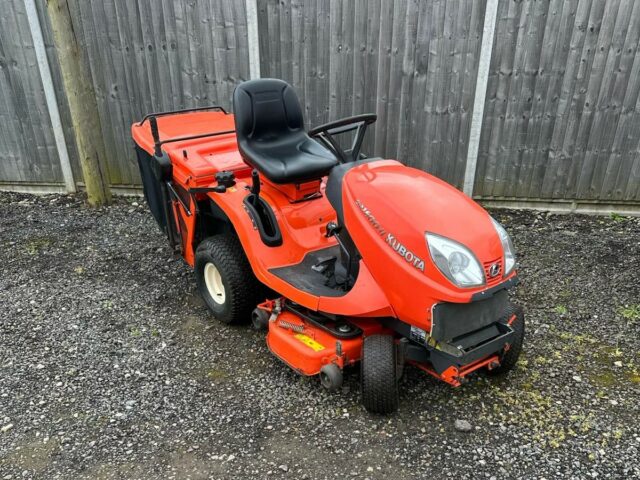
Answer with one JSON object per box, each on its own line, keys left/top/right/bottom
{"left": 195, "top": 235, "right": 263, "bottom": 324}
{"left": 361, "top": 335, "right": 399, "bottom": 414}
{"left": 488, "top": 304, "right": 525, "bottom": 375}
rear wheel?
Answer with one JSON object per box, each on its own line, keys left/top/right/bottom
{"left": 361, "top": 335, "right": 399, "bottom": 414}
{"left": 488, "top": 304, "right": 525, "bottom": 375}
{"left": 195, "top": 235, "right": 263, "bottom": 324}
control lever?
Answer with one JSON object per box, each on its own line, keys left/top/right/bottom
{"left": 250, "top": 169, "right": 261, "bottom": 206}
{"left": 325, "top": 221, "right": 352, "bottom": 291}
{"left": 325, "top": 221, "right": 341, "bottom": 237}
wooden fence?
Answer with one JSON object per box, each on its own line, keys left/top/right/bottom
{"left": 476, "top": 0, "right": 640, "bottom": 204}
{"left": 0, "top": 0, "right": 78, "bottom": 186}
{"left": 1, "top": 0, "right": 639, "bottom": 208}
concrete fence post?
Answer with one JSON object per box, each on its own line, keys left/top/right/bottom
{"left": 463, "top": 0, "right": 499, "bottom": 197}
{"left": 245, "top": 0, "right": 261, "bottom": 79}
{"left": 24, "top": 0, "right": 76, "bottom": 193}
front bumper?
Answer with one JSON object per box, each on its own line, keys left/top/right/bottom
{"left": 431, "top": 289, "right": 510, "bottom": 344}
{"left": 425, "top": 321, "right": 513, "bottom": 371}
{"left": 383, "top": 288, "right": 516, "bottom": 386}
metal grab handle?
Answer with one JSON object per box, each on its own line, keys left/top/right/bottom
{"left": 137, "top": 105, "right": 227, "bottom": 126}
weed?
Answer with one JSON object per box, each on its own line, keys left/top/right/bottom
{"left": 618, "top": 305, "right": 640, "bottom": 322}
{"left": 554, "top": 305, "right": 567, "bottom": 315}
{"left": 206, "top": 369, "right": 228, "bottom": 380}
{"left": 25, "top": 237, "right": 51, "bottom": 255}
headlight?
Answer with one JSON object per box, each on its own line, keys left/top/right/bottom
{"left": 491, "top": 217, "right": 516, "bottom": 275}
{"left": 426, "top": 233, "right": 485, "bottom": 288}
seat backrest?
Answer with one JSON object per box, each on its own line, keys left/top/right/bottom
{"left": 233, "top": 78, "right": 304, "bottom": 143}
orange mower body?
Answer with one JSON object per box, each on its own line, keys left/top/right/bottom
{"left": 131, "top": 79, "right": 524, "bottom": 413}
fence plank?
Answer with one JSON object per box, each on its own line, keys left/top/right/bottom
{"left": 1, "top": 0, "right": 639, "bottom": 203}
{"left": 0, "top": 1, "right": 59, "bottom": 183}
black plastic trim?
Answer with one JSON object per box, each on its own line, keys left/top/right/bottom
{"left": 243, "top": 194, "right": 283, "bottom": 247}
{"left": 189, "top": 186, "right": 226, "bottom": 194}
{"left": 268, "top": 245, "right": 348, "bottom": 298}
{"left": 470, "top": 275, "right": 519, "bottom": 302}
{"left": 432, "top": 290, "right": 509, "bottom": 342}
{"left": 428, "top": 323, "right": 514, "bottom": 373}
{"left": 380, "top": 315, "right": 514, "bottom": 374}
{"left": 325, "top": 158, "right": 382, "bottom": 225}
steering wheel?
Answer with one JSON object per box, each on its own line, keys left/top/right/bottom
{"left": 308, "top": 113, "right": 377, "bottom": 163}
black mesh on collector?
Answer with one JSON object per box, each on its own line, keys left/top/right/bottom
{"left": 232, "top": 79, "right": 338, "bottom": 184}
{"left": 135, "top": 146, "right": 166, "bottom": 231}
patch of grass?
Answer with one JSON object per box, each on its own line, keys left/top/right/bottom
{"left": 101, "top": 300, "right": 114, "bottom": 310}
{"left": 130, "top": 327, "right": 141, "bottom": 337}
{"left": 206, "top": 369, "right": 228, "bottom": 381}
{"left": 25, "top": 237, "right": 52, "bottom": 255}
{"left": 627, "top": 372, "right": 640, "bottom": 384}
{"left": 558, "top": 288, "right": 572, "bottom": 299}
{"left": 618, "top": 305, "right": 640, "bottom": 322}
{"left": 609, "top": 212, "right": 626, "bottom": 222}
{"left": 590, "top": 372, "right": 616, "bottom": 387}
{"left": 554, "top": 305, "right": 567, "bottom": 315}
{"left": 485, "top": 385, "right": 567, "bottom": 448}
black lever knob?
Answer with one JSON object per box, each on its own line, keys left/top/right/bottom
{"left": 325, "top": 221, "right": 341, "bottom": 237}
{"left": 250, "top": 169, "right": 261, "bottom": 196}
{"left": 215, "top": 170, "right": 236, "bottom": 188}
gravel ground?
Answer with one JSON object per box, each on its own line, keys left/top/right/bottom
{"left": 1, "top": 192, "right": 639, "bottom": 480}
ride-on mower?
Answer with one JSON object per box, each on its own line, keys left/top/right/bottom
{"left": 132, "top": 79, "right": 524, "bottom": 413}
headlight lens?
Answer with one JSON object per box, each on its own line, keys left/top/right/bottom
{"left": 426, "top": 233, "right": 485, "bottom": 287}
{"left": 491, "top": 218, "right": 516, "bottom": 275}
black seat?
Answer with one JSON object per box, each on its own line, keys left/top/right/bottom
{"left": 233, "top": 79, "right": 338, "bottom": 184}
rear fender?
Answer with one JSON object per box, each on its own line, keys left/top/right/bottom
{"left": 193, "top": 197, "right": 235, "bottom": 248}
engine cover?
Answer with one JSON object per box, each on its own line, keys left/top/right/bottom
{"left": 339, "top": 160, "right": 505, "bottom": 330}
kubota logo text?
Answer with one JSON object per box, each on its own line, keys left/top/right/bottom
{"left": 385, "top": 233, "right": 425, "bottom": 272}
{"left": 355, "top": 199, "right": 386, "bottom": 237}
{"left": 355, "top": 200, "right": 425, "bottom": 272}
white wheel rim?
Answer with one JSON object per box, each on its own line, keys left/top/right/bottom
{"left": 204, "top": 262, "right": 226, "bottom": 304}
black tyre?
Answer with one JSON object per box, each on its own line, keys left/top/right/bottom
{"left": 251, "top": 307, "right": 269, "bottom": 331}
{"left": 195, "top": 235, "right": 263, "bottom": 324}
{"left": 488, "top": 303, "right": 525, "bottom": 375}
{"left": 361, "top": 335, "right": 399, "bottom": 414}
{"left": 320, "top": 363, "right": 343, "bottom": 392}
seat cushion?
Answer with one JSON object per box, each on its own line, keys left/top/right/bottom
{"left": 239, "top": 132, "right": 338, "bottom": 184}
{"left": 233, "top": 79, "right": 338, "bottom": 184}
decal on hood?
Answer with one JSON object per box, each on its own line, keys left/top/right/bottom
{"left": 355, "top": 199, "right": 425, "bottom": 272}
